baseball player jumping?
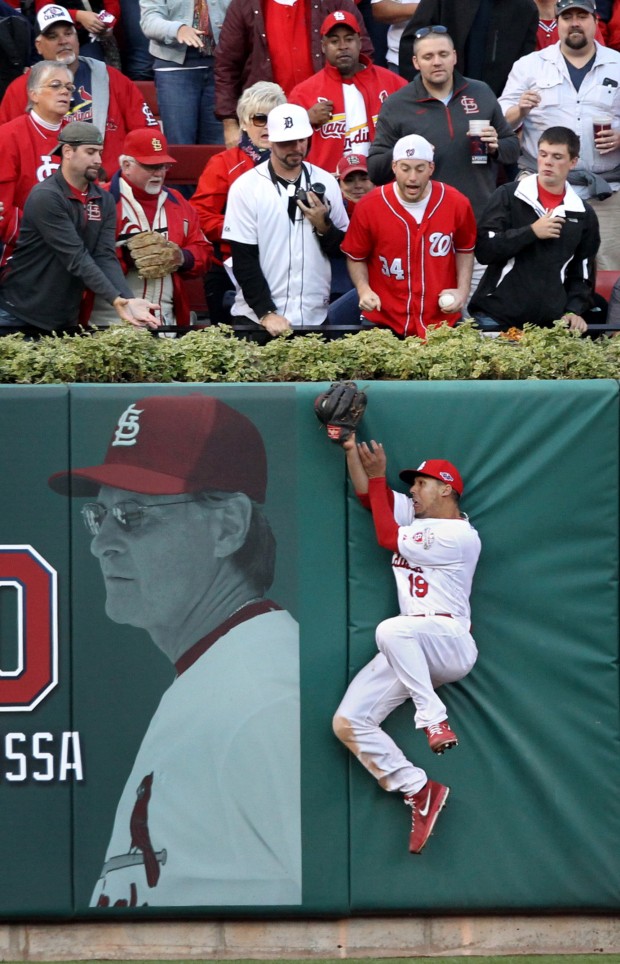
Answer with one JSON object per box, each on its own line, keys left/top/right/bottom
{"left": 333, "top": 434, "right": 481, "bottom": 853}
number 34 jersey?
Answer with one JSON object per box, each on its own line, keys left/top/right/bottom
{"left": 341, "top": 180, "right": 476, "bottom": 339}
{"left": 391, "top": 490, "right": 481, "bottom": 624}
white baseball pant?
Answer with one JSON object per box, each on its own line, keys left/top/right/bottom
{"left": 333, "top": 615, "right": 477, "bottom": 796}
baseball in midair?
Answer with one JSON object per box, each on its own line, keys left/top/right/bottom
{"left": 438, "top": 292, "right": 457, "bottom": 311}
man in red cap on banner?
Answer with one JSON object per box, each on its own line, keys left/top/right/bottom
{"left": 330, "top": 431, "right": 481, "bottom": 855}
{"left": 90, "top": 129, "right": 212, "bottom": 328}
{"left": 288, "top": 10, "right": 406, "bottom": 175}
{"left": 49, "top": 393, "right": 301, "bottom": 907}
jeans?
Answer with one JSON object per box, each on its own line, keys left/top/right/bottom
{"left": 472, "top": 312, "right": 502, "bottom": 333}
{"left": 120, "top": 0, "right": 154, "bottom": 79}
{"left": 0, "top": 305, "right": 25, "bottom": 330}
{"left": 326, "top": 288, "right": 363, "bottom": 328}
{"left": 154, "top": 58, "right": 223, "bottom": 145}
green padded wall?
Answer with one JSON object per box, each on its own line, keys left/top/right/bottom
{"left": 0, "top": 381, "right": 617, "bottom": 918}
{"left": 342, "top": 381, "right": 620, "bottom": 910}
{"left": 0, "top": 387, "right": 72, "bottom": 917}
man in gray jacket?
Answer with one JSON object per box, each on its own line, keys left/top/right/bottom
{"left": 367, "top": 27, "right": 518, "bottom": 219}
{"left": 0, "top": 123, "right": 160, "bottom": 335}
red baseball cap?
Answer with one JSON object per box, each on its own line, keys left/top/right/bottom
{"left": 320, "top": 10, "right": 361, "bottom": 35}
{"left": 399, "top": 459, "right": 463, "bottom": 495}
{"left": 48, "top": 395, "right": 267, "bottom": 502}
{"left": 336, "top": 153, "right": 368, "bottom": 179}
{"left": 122, "top": 129, "right": 176, "bottom": 165}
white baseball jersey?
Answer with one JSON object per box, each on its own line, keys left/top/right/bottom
{"left": 222, "top": 159, "right": 349, "bottom": 327}
{"left": 90, "top": 604, "right": 301, "bottom": 908}
{"left": 391, "top": 491, "right": 481, "bottom": 624}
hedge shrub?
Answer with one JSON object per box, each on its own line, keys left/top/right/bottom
{"left": 0, "top": 321, "right": 619, "bottom": 384}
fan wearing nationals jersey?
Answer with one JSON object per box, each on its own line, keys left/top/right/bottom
{"left": 341, "top": 133, "right": 476, "bottom": 338}
{"left": 332, "top": 434, "right": 481, "bottom": 854}
{"left": 48, "top": 394, "right": 301, "bottom": 907}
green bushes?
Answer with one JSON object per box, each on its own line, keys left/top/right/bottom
{"left": 1, "top": 321, "right": 619, "bottom": 383}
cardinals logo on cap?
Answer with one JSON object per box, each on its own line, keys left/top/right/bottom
{"left": 333, "top": 10, "right": 346, "bottom": 18}
{"left": 113, "top": 404, "right": 144, "bottom": 447}
{"left": 151, "top": 138, "right": 163, "bottom": 152}
{"left": 439, "top": 471, "right": 454, "bottom": 482}
{"left": 45, "top": 5, "right": 66, "bottom": 18}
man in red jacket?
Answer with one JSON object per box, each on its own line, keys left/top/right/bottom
{"left": 289, "top": 11, "right": 406, "bottom": 175}
{"left": 0, "top": 4, "right": 159, "bottom": 179}
{"left": 89, "top": 128, "right": 211, "bottom": 328}
{"left": 214, "top": 0, "right": 373, "bottom": 148}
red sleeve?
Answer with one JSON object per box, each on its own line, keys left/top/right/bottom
{"left": 108, "top": 68, "right": 160, "bottom": 130}
{"left": 0, "top": 74, "right": 28, "bottom": 124}
{"left": 453, "top": 194, "right": 477, "bottom": 252}
{"left": 367, "top": 477, "right": 399, "bottom": 551}
{"left": 178, "top": 199, "right": 213, "bottom": 278}
{"left": 191, "top": 151, "right": 232, "bottom": 243}
{"left": 340, "top": 195, "right": 374, "bottom": 261}
{"left": 288, "top": 81, "right": 316, "bottom": 112}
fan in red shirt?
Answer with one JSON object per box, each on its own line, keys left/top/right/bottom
{"left": 341, "top": 133, "right": 476, "bottom": 339}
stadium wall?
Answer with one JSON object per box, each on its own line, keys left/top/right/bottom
{"left": 0, "top": 382, "right": 617, "bottom": 954}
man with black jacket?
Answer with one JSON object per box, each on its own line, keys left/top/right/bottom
{"left": 469, "top": 126, "right": 600, "bottom": 332}
{"left": 0, "top": 122, "right": 160, "bottom": 335}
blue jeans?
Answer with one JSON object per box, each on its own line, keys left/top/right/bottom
{"left": 0, "top": 305, "right": 25, "bottom": 330}
{"left": 120, "top": 0, "right": 154, "bottom": 79}
{"left": 154, "top": 58, "right": 223, "bottom": 144}
{"left": 326, "top": 288, "right": 363, "bottom": 328}
{"left": 472, "top": 312, "right": 502, "bottom": 332}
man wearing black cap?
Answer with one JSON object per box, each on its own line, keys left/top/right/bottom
{"left": 48, "top": 394, "right": 301, "bottom": 907}
{"left": 332, "top": 434, "right": 480, "bottom": 856}
{"left": 0, "top": 122, "right": 160, "bottom": 335}
{"left": 500, "top": 0, "right": 620, "bottom": 269}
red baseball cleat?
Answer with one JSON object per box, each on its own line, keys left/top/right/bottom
{"left": 425, "top": 719, "right": 459, "bottom": 754}
{"left": 404, "top": 779, "right": 450, "bottom": 854}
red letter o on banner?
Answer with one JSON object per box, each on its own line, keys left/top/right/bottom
{"left": 0, "top": 547, "right": 58, "bottom": 712}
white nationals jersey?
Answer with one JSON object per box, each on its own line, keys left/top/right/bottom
{"left": 90, "top": 607, "right": 301, "bottom": 908}
{"left": 341, "top": 180, "right": 476, "bottom": 338}
{"left": 391, "top": 491, "right": 481, "bottom": 623}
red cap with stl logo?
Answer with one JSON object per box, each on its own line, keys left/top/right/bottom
{"left": 48, "top": 394, "right": 267, "bottom": 502}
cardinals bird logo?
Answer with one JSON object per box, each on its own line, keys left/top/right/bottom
{"left": 130, "top": 773, "right": 161, "bottom": 887}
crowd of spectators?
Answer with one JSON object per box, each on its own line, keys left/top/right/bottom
{"left": 0, "top": 0, "right": 619, "bottom": 337}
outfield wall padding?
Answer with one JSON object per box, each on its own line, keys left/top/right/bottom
{"left": 0, "top": 382, "right": 616, "bottom": 918}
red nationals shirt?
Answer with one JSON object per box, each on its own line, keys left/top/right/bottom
{"left": 341, "top": 180, "right": 476, "bottom": 338}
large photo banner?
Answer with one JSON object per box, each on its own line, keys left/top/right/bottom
{"left": 0, "top": 381, "right": 618, "bottom": 918}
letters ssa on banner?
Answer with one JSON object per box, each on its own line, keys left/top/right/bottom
{"left": 0, "top": 544, "right": 84, "bottom": 783}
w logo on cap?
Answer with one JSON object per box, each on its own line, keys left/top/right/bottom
{"left": 113, "top": 404, "right": 144, "bottom": 447}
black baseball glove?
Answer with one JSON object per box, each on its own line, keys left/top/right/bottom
{"left": 314, "top": 381, "right": 367, "bottom": 444}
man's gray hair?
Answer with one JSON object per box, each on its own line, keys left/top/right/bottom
{"left": 237, "top": 81, "right": 286, "bottom": 128}
{"left": 200, "top": 491, "right": 276, "bottom": 594}
{"left": 27, "top": 61, "right": 73, "bottom": 112}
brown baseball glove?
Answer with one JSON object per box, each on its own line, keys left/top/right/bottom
{"left": 126, "top": 231, "right": 181, "bottom": 280}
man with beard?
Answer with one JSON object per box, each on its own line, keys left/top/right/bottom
{"left": 0, "top": 123, "right": 160, "bottom": 335}
{"left": 223, "top": 103, "right": 349, "bottom": 335}
{"left": 500, "top": 0, "right": 620, "bottom": 268}
{"left": 89, "top": 128, "right": 211, "bottom": 329}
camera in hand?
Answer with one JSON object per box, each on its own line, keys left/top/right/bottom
{"left": 295, "top": 182, "right": 326, "bottom": 205}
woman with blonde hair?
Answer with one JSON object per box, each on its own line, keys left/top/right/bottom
{"left": 191, "top": 80, "right": 285, "bottom": 323}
